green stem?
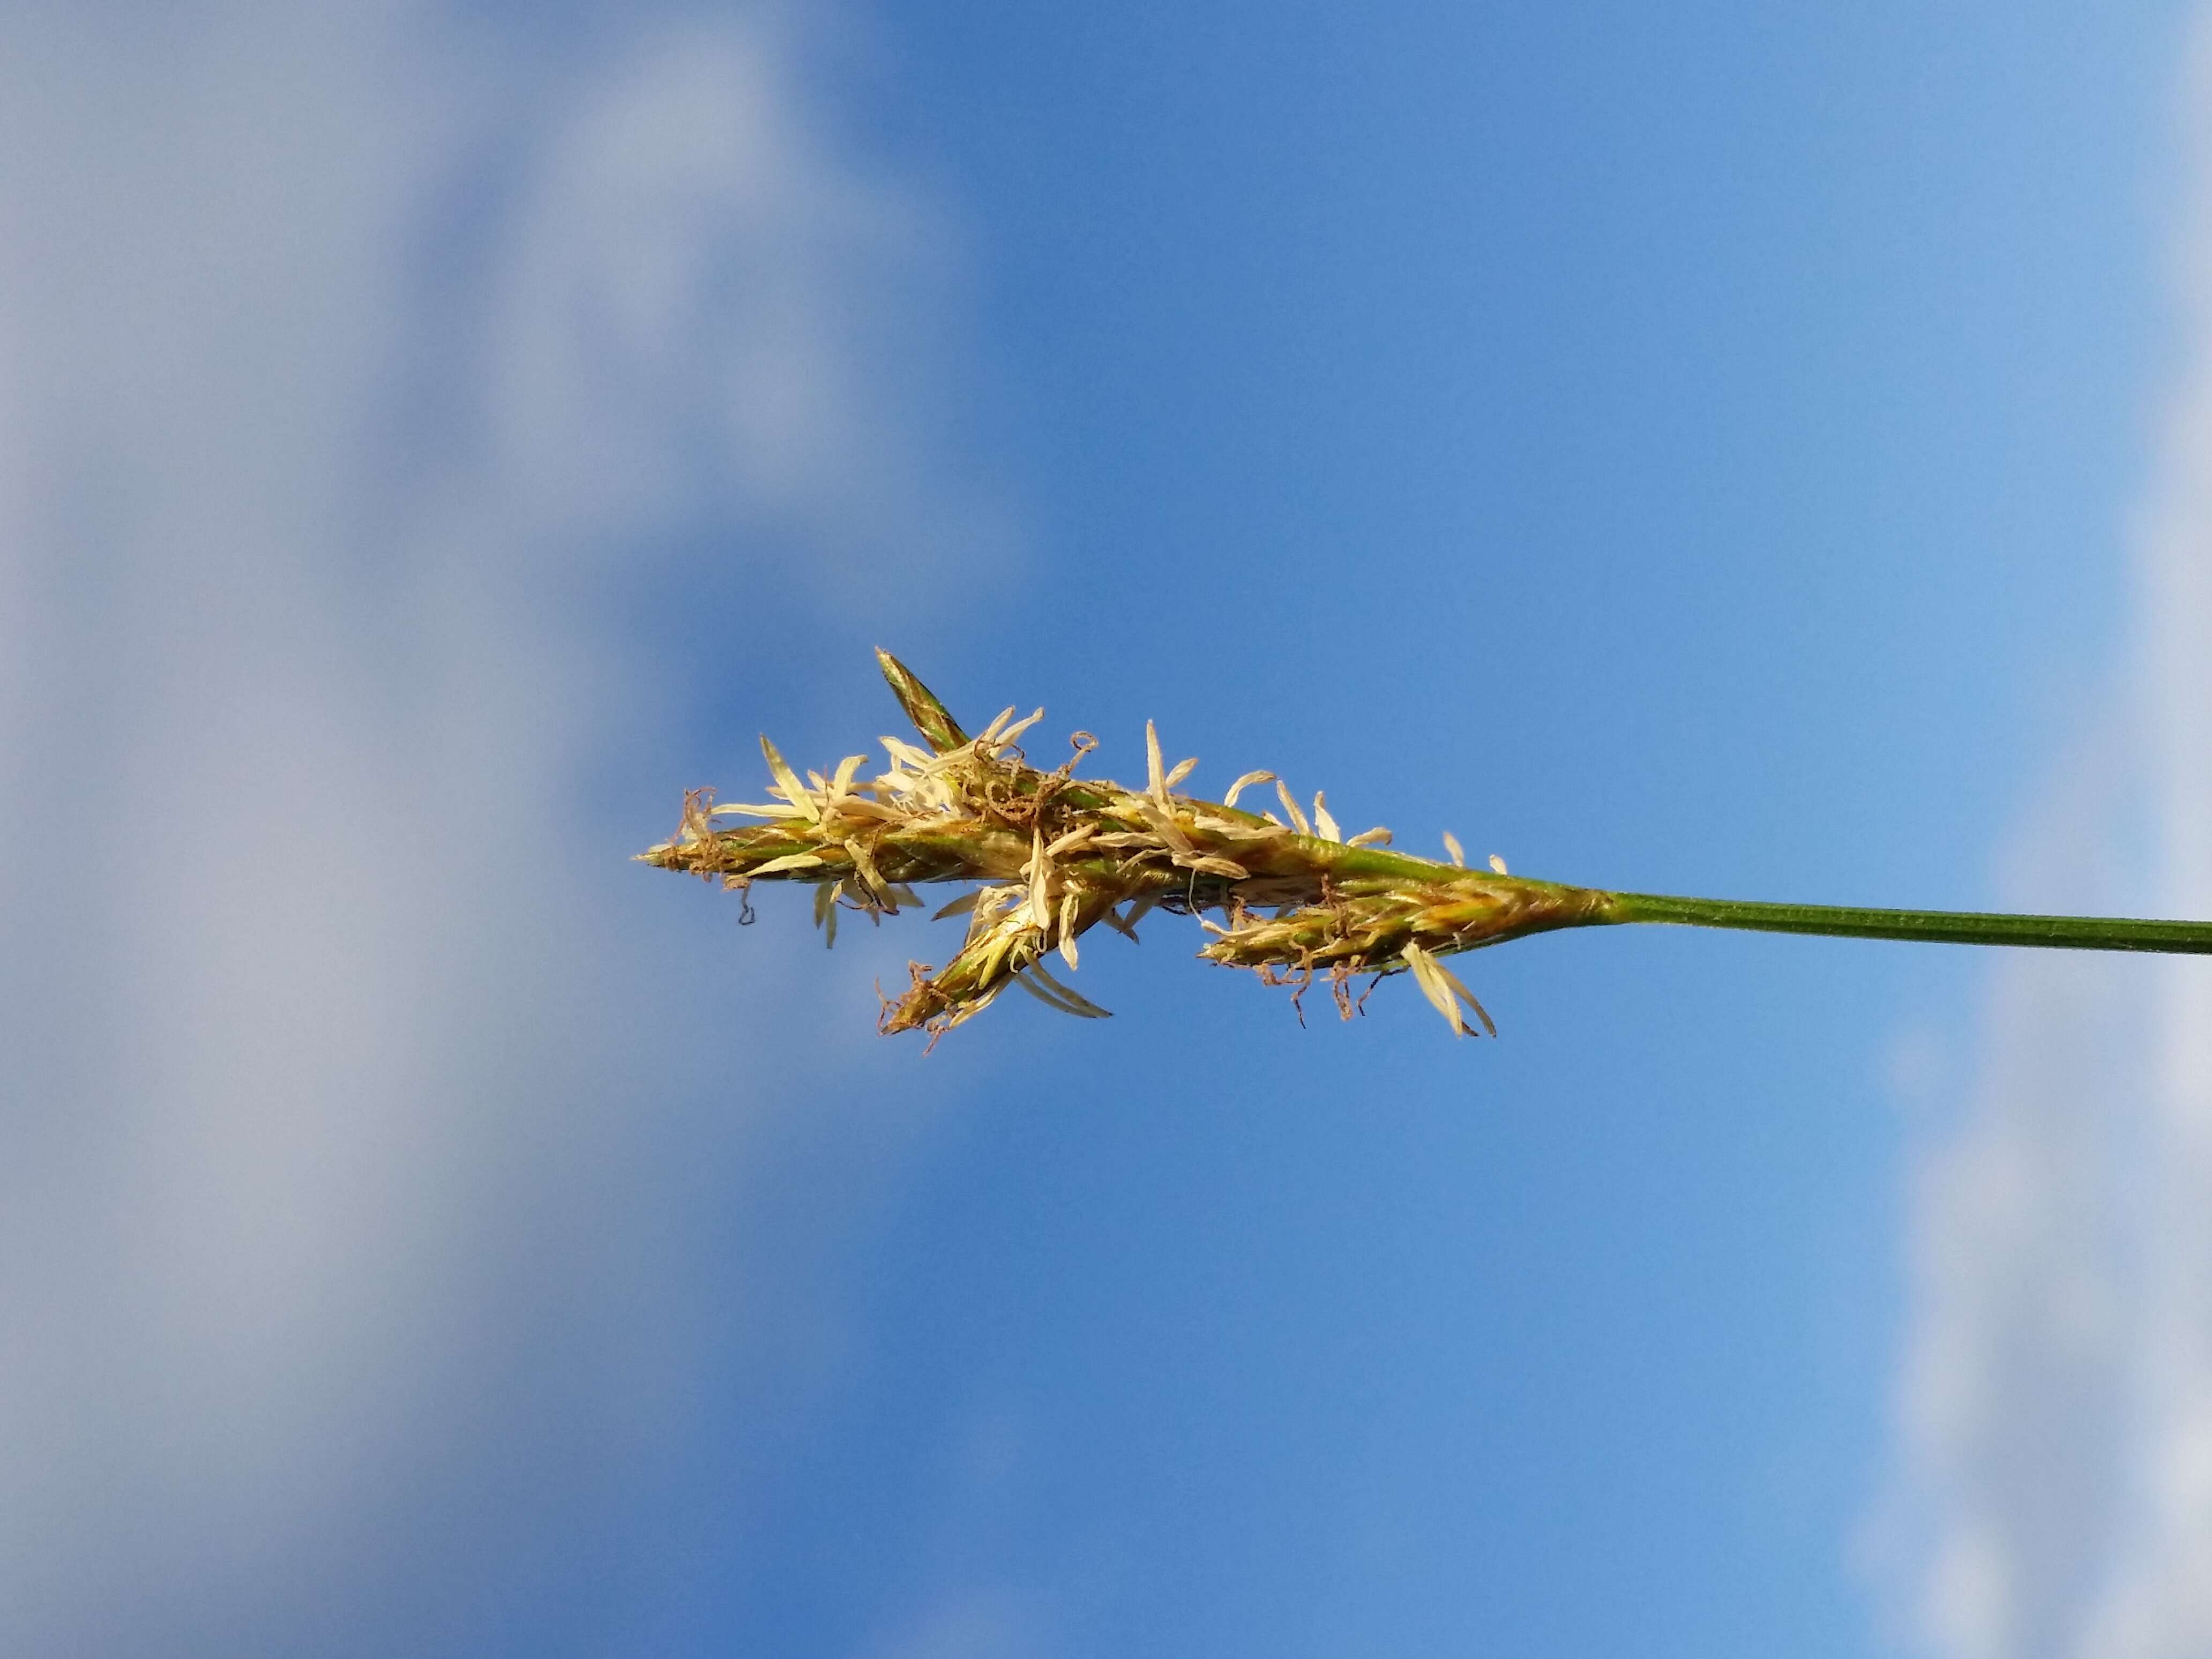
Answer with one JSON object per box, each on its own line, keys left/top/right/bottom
{"left": 1601, "top": 890, "right": 2212, "bottom": 954}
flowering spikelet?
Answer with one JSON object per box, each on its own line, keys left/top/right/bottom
{"left": 637, "top": 650, "right": 1613, "bottom": 1044}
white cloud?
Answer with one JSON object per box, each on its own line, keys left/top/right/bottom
{"left": 1875, "top": 14, "right": 2212, "bottom": 1658}
{"left": 0, "top": 5, "right": 996, "bottom": 1650}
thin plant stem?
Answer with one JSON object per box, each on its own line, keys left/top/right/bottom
{"left": 1593, "top": 890, "right": 2212, "bottom": 955}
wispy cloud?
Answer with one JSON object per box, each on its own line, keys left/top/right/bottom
{"left": 0, "top": 5, "right": 997, "bottom": 1650}
{"left": 1875, "top": 15, "right": 2212, "bottom": 1658}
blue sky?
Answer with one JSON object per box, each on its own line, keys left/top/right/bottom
{"left": 3, "top": 3, "right": 2207, "bottom": 1655}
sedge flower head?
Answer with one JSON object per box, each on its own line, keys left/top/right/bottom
{"left": 638, "top": 651, "right": 1605, "bottom": 1044}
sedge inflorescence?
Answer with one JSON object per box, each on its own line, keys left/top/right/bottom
{"left": 638, "top": 651, "right": 1609, "bottom": 1045}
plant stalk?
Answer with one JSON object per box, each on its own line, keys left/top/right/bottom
{"left": 1594, "top": 890, "right": 2212, "bottom": 954}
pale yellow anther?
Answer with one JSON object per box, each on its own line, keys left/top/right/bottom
{"left": 1312, "top": 791, "right": 1341, "bottom": 843}
{"left": 1222, "top": 769, "right": 1275, "bottom": 809}
{"left": 997, "top": 707, "right": 1047, "bottom": 749}
{"left": 1028, "top": 828, "right": 1051, "bottom": 930}
{"left": 1137, "top": 798, "right": 1196, "bottom": 855}
{"left": 880, "top": 736, "right": 934, "bottom": 771}
{"left": 1045, "top": 824, "right": 1097, "bottom": 858}
{"left": 932, "top": 890, "right": 984, "bottom": 921}
{"left": 759, "top": 735, "right": 819, "bottom": 823}
{"left": 1432, "top": 954, "right": 1496, "bottom": 1036}
{"left": 749, "top": 852, "right": 825, "bottom": 876}
{"left": 1401, "top": 942, "right": 1464, "bottom": 1035}
{"left": 845, "top": 839, "right": 893, "bottom": 905}
{"left": 1059, "top": 892, "right": 1081, "bottom": 969}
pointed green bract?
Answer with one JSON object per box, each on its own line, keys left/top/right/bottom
{"left": 875, "top": 647, "right": 969, "bottom": 755}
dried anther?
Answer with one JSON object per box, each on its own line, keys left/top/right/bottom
{"left": 637, "top": 650, "right": 1612, "bottom": 1044}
